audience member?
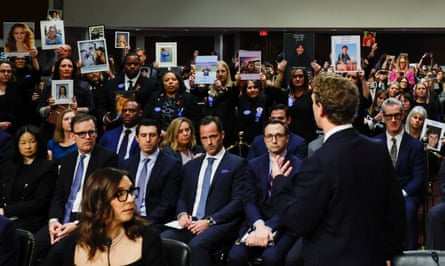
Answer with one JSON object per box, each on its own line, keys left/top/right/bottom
{"left": 0, "top": 125, "right": 57, "bottom": 233}
{"left": 120, "top": 119, "right": 182, "bottom": 230}
{"left": 99, "top": 100, "right": 142, "bottom": 163}
{"left": 228, "top": 119, "right": 302, "bottom": 266}
{"left": 390, "top": 54, "right": 416, "bottom": 87}
{"left": 45, "top": 167, "right": 167, "bottom": 266}
{"left": 270, "top": 73, "right": 405, "bottom": 265}
{"left": 0, "top": 129, "right": 13, "bottom": 166}
{"left": 143, "top": 71, "right": 200, "bottom": 134}
{"left": 404, "top": 106, "right": 427, "bottom": 140}
{"left": 161, "top": 116, "right": 246, "bottom": 266}
{"left": 376, "top": 97, "right": 425, "bottom": 250}
{"left": 34, "top": 113, "right": 118, "bottom": 264}
{"left": 47, "top": 109, "right": 77, "bottom": 164}
{"left": 160, "top": 117, "right": 204, "bottom": 165}
{"left": 248, "top": 104, "right": 306, "bottom": 160}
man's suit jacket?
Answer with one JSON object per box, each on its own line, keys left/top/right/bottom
{"left": 49, "top": 145, "right": 118, "bottom": 221}
{"left": 103, "top": 74, "right": 157, "bottom": 114}
{"left": 177, "top": 152, "right": 246, "bottom": 226}
{"left": 99, "top": 126, "right": 139, "bottom": 159}
{"left": 0, "top": 130, "right": 12, "bottom": 166}
{"left": 0, "top": 216, "right": 18, "bottom": 266}
{"left": 376, "top": 132, "right": 425, "bottom": 199}
{"left": 244, "top": 152, "right": 301, "bottom": 234}
{"left": 271, "top": 128, "right": 405, "bottom": 265}
{"left": 120, "top": 151, "right": 182, "bottom": 224}
{"left": 247, "top": 132, "right": 307, "bottom": 160}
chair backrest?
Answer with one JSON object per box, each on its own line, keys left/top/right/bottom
{"left": 392, "top": 250, "right": 445, "bottom": 266}
{"left": 161, "top": 238, "right": 191, "bottom": 266}
{"left": 16, "top": 229, "right": 36, "bottom": 266}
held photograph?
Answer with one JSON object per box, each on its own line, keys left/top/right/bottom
{"left": 40, "top": 20, "right": 65, "bottom": 50}
{"left": 77, "top": 39, "right": 109, "bottom": 74}
{"left": 47, "top": 9, "right": 62, "bottom": 21}
{"left": 88, "top": 25, "right": 105, "bottom": 40}
{"left": 155, "top": 42, "right": 177, "bottom": 68}
{"left": 115, "top": 31, "right": 130, "bottom": 48}
{"left": 421, "top": 119, "right": 445, "bottom": 152}
{"left": 239, "top": 50, "right": 261, "bottom": 80}
{"left": 3, "top": 22, "right": 36, "bottom": 56}
{"left": 331, "top": 35, "right": 361, "bottom": 72}
{"left": 52, "top": 80, "right": 73, "bottom": 105}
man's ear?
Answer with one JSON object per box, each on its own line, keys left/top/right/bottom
{"left": 317, "top": 102, "right": 326, "bottom": 118}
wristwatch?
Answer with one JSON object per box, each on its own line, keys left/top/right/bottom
{"left": 206, "top": 216, "right": 216, "bottom": 226}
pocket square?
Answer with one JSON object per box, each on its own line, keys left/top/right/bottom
{"left": 221, "top": 169, "right": 231, "bottom": 174}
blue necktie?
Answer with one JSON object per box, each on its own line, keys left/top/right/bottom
{"left": 196, "top": 157, "right": 215, "bottom": 219}
{"left": 63, "top": 154, "right": 86, "bottom": 223}
{"left": 136, "top": 158, "right": 150, "bottom": 210}
{"left": 118, "top": 129, "right": 131, "bottom": 161}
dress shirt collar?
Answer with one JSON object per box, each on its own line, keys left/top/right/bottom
{"left": 139, "top": 148, "right": 160, "bottom": 163}
{"left": 205, "top": 147, "right": 225, "bottom": 162}
{"left": 323, "top": 124, "right": 353, "bottom": 143}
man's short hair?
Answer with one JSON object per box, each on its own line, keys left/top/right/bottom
{"left": 136, "top": 118, "right": 161, "bottom": 135}
{"left": 270, "top": 103, "right": 290, "bottom": 118}
{"left": 200, "top": 116, "right": 224, "bottom": 132}
{"left": 71, "top": 113, "right": 96, "bottom": 130}
{"left": 263, "top": 119, "right": 289, "bottom": 136}
{"left": 311, "top": 73, "right": 359, "bottom": 125}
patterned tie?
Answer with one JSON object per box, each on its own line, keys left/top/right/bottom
{"left": 136, "top": 158, "right": 150, "bottom": 210}
{"left": 117, "top": 129, "right": 131, "bottom": 161}
{"left": 63, "top": 154, "right": 86, "bottom": 223}
{"left": 390, "top": 137, "right": 397, "bottom": 167}
{"left": 196, "top": 158, "right": 215, "bottom": 219}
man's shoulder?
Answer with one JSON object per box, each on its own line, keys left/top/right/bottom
{"left": 93, "top": 144, "right": 118, "bottom": 157}
{"left": 157, "top": 150, "right": 181, "bottom": 166}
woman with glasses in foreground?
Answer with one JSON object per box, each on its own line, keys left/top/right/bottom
{"left": 46, "top": 168, "right": 167, "bottom": 266}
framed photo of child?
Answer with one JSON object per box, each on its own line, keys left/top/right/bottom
{"left": 52, "top": 80, "right": 73, "bottom": 105}
{"left": 3, "top": 22, "right": 36, "bottom": 56}
{"left": 421, "top": 119, "right": 445, "bottom": 152}
{"left": 155, "top": 42, "right": 177, "bottom": 68}
{"left": 115, "top": 31, "right": 129, "bottom": 49}
{"left": 331, "top": 35, "right": 360, "bottom": 72}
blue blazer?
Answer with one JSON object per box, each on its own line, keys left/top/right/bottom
{"left": 244, "top": 152, "right": 301, "bottom": 233}
{"left": 120, "top": 151, "right": 182, "bottom": 224}
{"left": 98, "top": 126, "right": 139, "bottom": 158}
{"left": 0, "top": 216, "right": 19, "bottom": 265}
{"left": 177, "top": 152, "right": 246, "bottom": 225}
{"left": 376, "top": 132, "right": 425, "bottom": 199}
{"left": 272, "top": 128, "right": 405, "bottom": 265}
{"left": 247, "top": 132, "right": 307, "bottom": 160}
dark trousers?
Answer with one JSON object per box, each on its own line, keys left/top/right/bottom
{"left": 426, "top": 201, "right": 445, "bottom": 249}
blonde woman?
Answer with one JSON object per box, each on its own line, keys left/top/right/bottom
{"left": 160, "top": 117, "right": 203, "bottom": 164}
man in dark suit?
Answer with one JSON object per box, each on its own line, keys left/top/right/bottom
{"left": 99, "top": 100, "right": 142, "bottom": 163}
{"left": 102, "top": 52, "right": 157, "bottom": 128}
{"left": 270, "top": 73, "right": 405, "bottom": 266}
{"left": 0, "top": 129, "right": 12, "bottom": 166}
{"left": 161, "top": 116, "right": 246, "bottom": 266}
{"left": 34, "top": 113, "right": 118, "bottom": 263}
{"left": 229, "top": 119, "right": 302, "bottom": 266}
{"left": 120, "top": 118, "right": 182, "bottom": 230}
{"left": 0, "top": 216, "right": 19, "bottom": 265}
{"left": 247, "top": 104, "right": 307, "bottom": 160}
{"left": 376, "top": 97, "right": 425, "bottom": 250}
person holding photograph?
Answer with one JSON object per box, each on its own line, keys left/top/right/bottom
{"left": 390, "top": 54, "right": 415, "bottom": 88}
{"left": 4, "top": 23, "right": 38, "bottom": 57}
{"left": 45, "top": 25, "right": 63, "bottom": 45}
{"left": 413, "top": 81, "right": 442, "bottom": 121}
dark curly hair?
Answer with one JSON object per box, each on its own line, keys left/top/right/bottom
{"left": 77, "top": 167, "right": 148, "bottom": 259}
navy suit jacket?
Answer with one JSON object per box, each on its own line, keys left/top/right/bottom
{"left": 0, "top": 130, "right": 12, "bottom": 166}
{"left": 376, "top": 132, "right": 425, "bottom": 199}
{"left": 244, "top": 152, "right": 301, "bottom": 234}
{"left": 272, "top": 128, "right": 405, "bottom": 265}
{"left": 120, "top": 150, "right": 182, "bottom": 224}
{"left": 98, "top": 126, "right": 139, "bottom": 159}
{"left": 247, "top": 132, "right": 307, "bottom": 160}
{"left": 177, "top": 151, "right": 246, "bottom": 226}
{"left": 49, "top": 145, "right": 118, "bottom": 221}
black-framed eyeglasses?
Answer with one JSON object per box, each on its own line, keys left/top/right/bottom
{"left": 264, "top": 133, "right": 287, "bottom": 140}
{"left": 72, "top": 130, "right": 97, "bottom": 138}
{"left": 383, "top": 113, "right": 402, "bottom": 120}
{"left": 114, "top": 187, "right": 139, "bottom": 202}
